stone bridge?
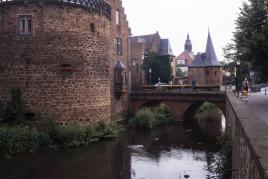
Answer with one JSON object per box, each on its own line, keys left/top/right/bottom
{"left": 131, "top": 91, "right": 268, "bottom": 178}
{"left": 130, "top": 91, "right": 225, "bottom": 121}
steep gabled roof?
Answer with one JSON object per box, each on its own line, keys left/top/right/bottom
{"left": 190, "top": 52, "right": 205, "bottom": 66}
{"left": 158, "top": 39, "right": 174, "bottom": 56}
{"left": 130, "top": 32, "right": 160, "bottom": 54}
{"left": 130, "top": 33, "right": 158, "bottom": 43}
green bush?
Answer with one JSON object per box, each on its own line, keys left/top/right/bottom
{"left": 3, "top": 88, "right": 24, "bottom": 124}
{"left": 200, "top": 101, "right": 216, "bottom": 112}
{"left": 0, "top": 126, "right": 50, "bottom": 155}
{"left": 51, "top": 122, "right": 119, "bottom": 146}
{"left": 129, "top": 108, "right": 156, "bottom": 130}
{"left": 129, "top": 103, "right": 174, "bottom": 130}
{"left": 153, "top": 103, "right": 174, "bottom": 125}
{"left": 52, "top": 125, "right": 86, "bottom": 146}
{"left": 98, "top": 122, "right": 119, "bottom": 139}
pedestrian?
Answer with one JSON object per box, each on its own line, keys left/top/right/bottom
{"left": 242, "top": 78, "right": 249, "bottom": 93}
{"left": 192, "top": 79, "right": 196, "bottom": 91}
{"left": 242, "top": 78, "right": 249, "bottom": 101}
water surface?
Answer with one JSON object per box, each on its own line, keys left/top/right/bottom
{"left": 0, "top": 124, "right": 221, "bottom": 179}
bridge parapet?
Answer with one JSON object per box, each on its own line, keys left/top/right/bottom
{"left": 131, "top": 91, "right": 225, "bottom": 102}
{"left": 139, "top": 85, "right": 221, "bottom": 93}
{"left": 226, "top": 91, "right": 268, "bottom": 179}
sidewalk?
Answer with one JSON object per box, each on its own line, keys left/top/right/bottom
{"left": 244, "top": 93, "right": 268, "bottom": 126}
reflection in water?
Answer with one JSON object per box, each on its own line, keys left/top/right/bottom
{"left": 221, "top": 113, "right": 226, "bottom": 133}
{"left": 131, "top": 147, "right": 208, "bottom": 179}
{"left": 0, "top": 125, "right": 221, "bottom": 179}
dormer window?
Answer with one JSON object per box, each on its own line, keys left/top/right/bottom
{"left": 18, "top": 16, "right": 32, "bottom": 36}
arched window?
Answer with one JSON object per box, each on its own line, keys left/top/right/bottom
{"left": 116, "top": 10, "right": 120, "bottom": 25}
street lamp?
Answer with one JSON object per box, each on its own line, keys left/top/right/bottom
{"left": 235, "top": 60, "right": 241, "bottom": 97}
{"left": 149, "top": 67, "right": 152, "bottom": 85}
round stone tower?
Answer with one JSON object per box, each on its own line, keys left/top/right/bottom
{"left": 0, "top": 0, "right": 114, "bottom": 125}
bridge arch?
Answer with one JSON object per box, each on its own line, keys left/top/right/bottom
{"left": 182, "top": 101, "right": 225, "bottom": 121}
{"left": 131, "top": 92, "right": 226, "bottom": 122}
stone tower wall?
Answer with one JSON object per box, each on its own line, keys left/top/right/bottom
{"left": 0, "top": 2, "right": 113, "bottom": 125}
{"left": 188, "top": 67, "right": 223, "bottom": 86}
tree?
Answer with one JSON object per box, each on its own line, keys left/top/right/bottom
{"left": 142, "top": 52, "right": 172, "bottom": 84}
{"left": 227, "top": 0, "right": 268, "bottom": 82}
{"left": 176, "top": 67, "right": 187, "bottom": 77}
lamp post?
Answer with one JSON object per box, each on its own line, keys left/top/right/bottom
{"left": 235, "top": 60, "right": 241, "bottom": 97}
{"left": 149, "top": 67, "right": 152, "bottom": 85}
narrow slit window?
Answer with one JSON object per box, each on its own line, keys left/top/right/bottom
{"left": 116, "top": 10, "right": 120, "bottom": 25}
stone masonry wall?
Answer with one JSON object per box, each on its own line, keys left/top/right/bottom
{"left": 108, "top": 0, "right": 130, "bottom": 121}
{"left": 189, "top": 66, "right": 223, "bottom": 86}
{"left": 226, "top": 91, "right": 268, "bottom": 179}
{"left": 130, "top": 42, "right": 144, "bottom": 91}
{"left": 0, "top": 3, "right": 112, "bottom": 125}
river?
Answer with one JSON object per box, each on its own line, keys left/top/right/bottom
{"left": 0, "top": 114, "right": 225, "bottom": 179}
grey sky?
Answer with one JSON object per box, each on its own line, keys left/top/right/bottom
{"left": 122, "top": 0, "right": 245, "bottom": 61}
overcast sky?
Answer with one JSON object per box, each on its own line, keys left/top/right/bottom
{"left": 122, "top": 0, "right": 245, "bottom": 61}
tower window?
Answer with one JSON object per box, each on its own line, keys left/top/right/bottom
{"left": 115, "top": 37, "right": 122, "bottom": 55}
{"left": 18, "top": 16, "right": 32, "bottom": 35}
{"left": 116, "top": 10, "right": 120, "bottom": 25}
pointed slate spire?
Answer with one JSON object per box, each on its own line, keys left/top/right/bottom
{"left": 205, "top": 31, "right": 220, "bottom": 66}
{"left": 184, "top": 33, "right": 192, "bottom": 53}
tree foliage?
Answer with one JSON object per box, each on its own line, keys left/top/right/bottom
{"left": 142, "top": 52, "right": 172, "bottom": 84}
{"left": 225, "top": 0, "right": 268, "bottom": 82}
{"left": 176, "top": 67, "right": 187, "bottom": 77}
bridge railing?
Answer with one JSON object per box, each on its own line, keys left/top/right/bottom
{"left": 136, "top": 85, "right": 221, "bottom": 93}
{"left": 0, "top": 0, "right": 111, "bottom": 19}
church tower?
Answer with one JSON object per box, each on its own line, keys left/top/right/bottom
{"left": 184, "top": 34, "right": 192, "bottom": 53}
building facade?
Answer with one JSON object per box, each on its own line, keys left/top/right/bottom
{"left": 0, "top": 0, "right": 130, "bottom": 125}
{"left": 188, "top": 32, "right": 223, "bottom": 86}
{"left": 130, "top": 32, "right": 175, "bottom": 91}
{"left": 175, "top": 34, "right": 195, "bottom": 84}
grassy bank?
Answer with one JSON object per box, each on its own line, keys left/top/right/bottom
{"left": 0, "top": 116, "right": 119, "bottom": 156}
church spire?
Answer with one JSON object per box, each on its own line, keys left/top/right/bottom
{"left": 184, "top": 33, "right": 192, "bottom": 53}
